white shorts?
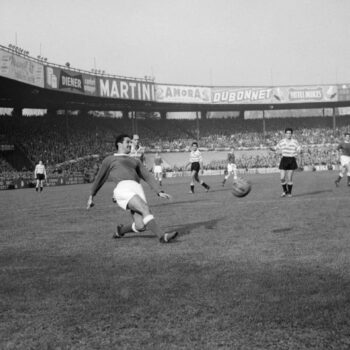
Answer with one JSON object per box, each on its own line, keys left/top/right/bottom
{"left": 340, "top": 155, "right": 350, "bottom": 167}
{"left": 227, "top": 163, "right": 237, "bottom": 173}
{"left": 154, "top": 165, "right": 162, "bottom": 174}
{"left": 113, "top": 180, "right": 147, "bottom": 210}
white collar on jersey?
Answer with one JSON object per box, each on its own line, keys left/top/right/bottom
{"left": 113, "top": 153, "right": 130, "bottom": 156}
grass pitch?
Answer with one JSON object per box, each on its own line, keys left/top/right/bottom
{"left": 1, "top": 171, "right": 350, "bottom": 349}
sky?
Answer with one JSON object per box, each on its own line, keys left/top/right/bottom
{"left": 1, "top": 0, "right": 350, "bottom": 87}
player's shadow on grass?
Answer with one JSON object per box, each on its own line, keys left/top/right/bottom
{"left": 272, "top": 227, "right": 293, "bottom": 233}
{"left": 122, "top": 217, "right": 225, "bottom": 241}
{"left": 121, "top": 217, "right": 226, "bottom": 241}
{"left": 207, "top": 187, "right": 231, "bottom": 193}
{"left": 167, "top": 217, "right": 226, "bottom": 236}
{"left": 293, "top": 189, "right": 333, "bottom": 197}
{"left": 152, "top": 198, "right": 212, "bottom": 207}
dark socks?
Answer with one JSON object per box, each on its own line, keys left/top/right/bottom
{"left": 146, "top": 218, "right": 163, "bottom": 238}
{"left": 282, "top": 183, "right": 287, "bottom": 193}
{"left": 201, "top": 182, "right": 209, "bottom": 190}
{"left": 119, "top": 224, "right": 133, "bottom": 235}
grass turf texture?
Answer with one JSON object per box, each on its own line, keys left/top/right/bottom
{"left": 1, "top": 171, "right": 350, "bottom": 349}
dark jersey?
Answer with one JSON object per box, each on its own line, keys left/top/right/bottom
{"left": 227, "top": 152, "right": 235, "bottom": 163}
{"left": 90, "top": 154, "right": 159, "bottom": 196}
{"left": 337, "top": 141, "right": 350, "bottom": 157}
{"left": 154, "top": 156, "right": 163, "bottom": 166}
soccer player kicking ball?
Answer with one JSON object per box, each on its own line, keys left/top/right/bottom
{"left": 334, "top": 132, "right": 350, "bottom": 187}
{"left": 270, "top": 128, "right": 301, "bottom": 197}
{"left": 87, "top": 134, "right": 178, "bottom": 243}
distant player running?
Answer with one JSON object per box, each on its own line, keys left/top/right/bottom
{"left": 153, "top": 152, "right": 163, "bottom": 187}
{"left": 270, "top": 128, "right": 301, "bottom": 197}
{"left": 34, "top": 160, "right": 47, "bottom": 192}
{"left": 334, "top": 132, "right": 350, "bottom": 187}
{"left": 222, "top": 147, "right": 238, "bottom": 186}
{"left": 87, "top": 134, "right": 178, "bottom": 243}
{"left": 185, "top": 141, "right": 210, "bottom": 194}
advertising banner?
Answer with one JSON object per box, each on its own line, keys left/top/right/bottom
{"left": 212, "top": 87, "right": 273, "bottom": 104}
{"left": 272, "top": 85, "right": 337, "bottom": 103}
{"left": 0, "top": 48, "right": 44, "bottom": 87}
{"left": 155, "top": 84, "right": 211, "bottom": 103}
{"left": 98, "top": 77, "right": 155, "bottom": 101}
{"left": 0, "top": 174, "right": 85, "bottom": 190}
{"left": 211, "top": 85, "right": 338, "bottom": 104}
{"left": 45, "top": 66, "right": 97, "bottom": 95}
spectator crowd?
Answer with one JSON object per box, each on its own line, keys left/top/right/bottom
{"left": 1, "top": 112, "right": 349, "bottom": 181}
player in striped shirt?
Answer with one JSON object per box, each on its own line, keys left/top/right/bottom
{"left": 222, "top": 147, "right": 238, "bottom": 186}
{"left": 87, "top": 134, "right": 178, "bottom": 243}
{"left": 334, "top": 132, "right": 350, "bottom": 187}
{"left": 185, "top": 142, "right": 210, "bottom": 194}
{"left": 270, "top": 128, "right": 301, "bottom": 197}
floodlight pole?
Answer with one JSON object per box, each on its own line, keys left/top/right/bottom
{"left": 196, "top": 111, "right": 200, "bottom": 142}
{"left": 262, "top": 109, "right": 266, "bottom": 141}
{"left": 131, "top": 111, "right": 137, "bottom": 134}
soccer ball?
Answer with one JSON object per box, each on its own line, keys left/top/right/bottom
{"left": 232, "top": 178, "right": 251, "bottom": 198}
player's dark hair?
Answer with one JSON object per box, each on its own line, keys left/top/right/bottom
{"left": 285, "top": 128, "right": 293, "bottom": 134}
{"left": 115, "top": 134, "right": 130, "bottom": 149}
{"left": 345, "top": 132, "right": 350, "bottom": 136}
{"left": 192, "top": 142, "right": 198, "bottom": 146}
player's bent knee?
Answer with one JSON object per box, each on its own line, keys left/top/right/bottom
{"left": 132, "top": 222, "right": 146, "bottom": 233}
{"left": 143, "top": 214, "right": 154, "bottom": 225}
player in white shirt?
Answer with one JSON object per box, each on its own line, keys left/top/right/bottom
{"left": 130, "top": 134, "right": 146, "bottom": 165}
{"left": 185, "top": 142, "right": 210, "bottom": 194}
{"left": 334, "top": 132, "right": 350, "bottom": 187}
{"left": 222, "top": 147, "right": 238, "bottom": 186}
{"left": 270, "top": 128, "right": 301, "bottom": 197}
{"left": 34, "top": 160, "right": 47, "bottom": 192}
{"left": 153, "top": 152, "right": 163, "bottom": 187}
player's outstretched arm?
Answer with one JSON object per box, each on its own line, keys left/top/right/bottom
{"left": 87, "top": 195, "right": 95, "bottom": 209}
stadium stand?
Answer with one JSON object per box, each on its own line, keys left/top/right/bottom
{"left": 0, "top": 112, "right": 349, "bottom": 183}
